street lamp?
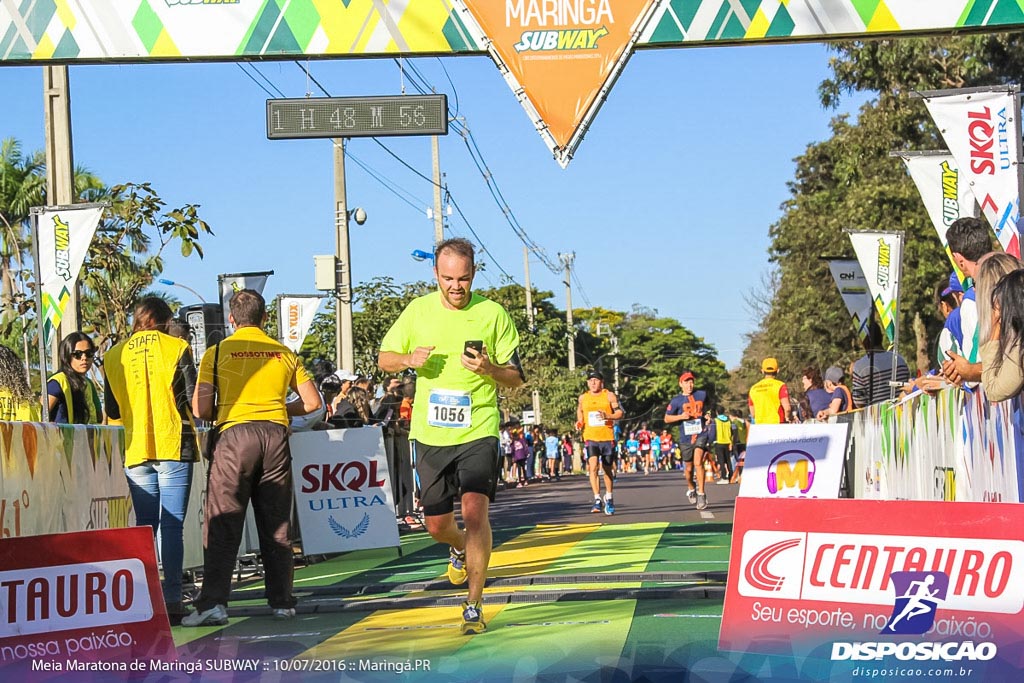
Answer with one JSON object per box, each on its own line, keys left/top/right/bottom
{"left": 158, "top": 278, "right": 207, "bottom": 303}
{"left": 411, "top": 249, "right": 434, "bottom": 263}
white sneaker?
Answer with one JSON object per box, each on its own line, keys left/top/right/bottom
{"left": 273, "top": 608, "right": 296, "bottom": 620}
{"left": 181, "top": 604, "right": 228, "bottom": 627}
{"left": 686, "top": 489, "right": 696, "bottom": 504}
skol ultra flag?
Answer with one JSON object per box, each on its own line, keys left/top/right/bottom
{"left": 923, "top": 88, "right": 1022, "bottom": 256}
{"left": 848, "top": 231, "right": 903, "bottom": 345}
{"left": 34, "top": 205, "right": 104, "bottom": 345}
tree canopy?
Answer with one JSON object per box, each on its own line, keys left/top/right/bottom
{"left": 735, "top": 32, "right": 1024, "bottom": 392}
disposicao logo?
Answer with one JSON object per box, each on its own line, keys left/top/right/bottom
{"left": 831, "top": 570, "right": 998, "bottom": 662}
{"left": 881, "top": 571, "right": 948, "bottom": 635}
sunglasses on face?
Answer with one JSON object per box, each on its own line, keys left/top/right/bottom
{"left": 71, "top": 350, "right": 96, "bottom": 360}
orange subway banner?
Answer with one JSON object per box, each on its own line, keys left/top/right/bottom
{"left": 457, "top": 0, "right": 658, "bottom": 166}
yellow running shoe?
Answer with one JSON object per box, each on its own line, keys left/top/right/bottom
{"left": 447, "top": 546, "right": 468, "bottom": 586}
{"left": 460, "top": 600, "right": 486, "bottom": 635}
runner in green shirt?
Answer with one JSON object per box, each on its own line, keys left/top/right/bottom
{"left": 378, "top": 238, "right": 524, "bottom": 635}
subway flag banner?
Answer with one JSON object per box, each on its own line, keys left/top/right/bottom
{"left": 720, "top": 498, "right": 1024, "bottom": 679}
{"left": 923, "top": 88, "right": 1022, "bottom": 257}
{"left": 848, "top": 230, "right": 902, "bottom": 345}
{"left": 34, "top": 206, "right": 103, "bottom": 346}
{"left": 290, "top": 427, "right": 400, "bottom": 555}
{"left": 900, "top": 153, "right": 975, "bottom": 283}
{"left": 0, "top": 527, "right": 174, "bottom": 673}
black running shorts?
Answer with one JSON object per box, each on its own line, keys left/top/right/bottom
{"left": 585, "top": 440, "right": 616, "bottom": 467}
{"left": 679, "top": 436, "right": 710, "bottom": 462}
{"left": 414, "top": 436, "right": 500, "bottom": 516}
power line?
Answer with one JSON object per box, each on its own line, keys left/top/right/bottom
{"left": 235, "top": 63, "right": 278, "bottom": 99}
{"left": 285, "top": 61, "right": 513, "bottom": 280}
{"left": 392, "top": 60, "right": 561, "bottom": 275}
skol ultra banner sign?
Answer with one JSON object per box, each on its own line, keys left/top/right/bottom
{"left": 922, "top": 87, "right": 1022, "bottom": 257}
{"left": 290, "top": 427, "right": 399, "bottom": 555}
{"left": 848, "top": 230, "right": 903, "bottom": 344}
{"left": 721, "top": 498, "right": 1024, "bottom": 679}
{"left": 0, "top": 527, "right": 174, "bottom": 675}
{"left": 32, "top": 205, "right": 103, "bottom": 346}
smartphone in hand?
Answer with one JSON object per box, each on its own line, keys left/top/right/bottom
{"left": 464, "top": 340, "right": 483, "bottom": 357}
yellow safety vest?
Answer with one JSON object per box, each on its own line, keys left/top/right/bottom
{"left": 104, "top": 331, "right": 194, "bottom": 468}
{"left": 749, "top": 377, "right": 786, "bottom": 425}
{"left": 714, "top": 417, "right": 732, "bottom": 445}
{"left": 0, "top": 389, "right": 41, "bottom": 422}
{"left": 50, "top": 371, "right": 102, "bottom": 425}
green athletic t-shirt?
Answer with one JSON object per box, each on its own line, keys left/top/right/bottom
{"left": 380, "top": 291, "right": 520, "bottom": 447}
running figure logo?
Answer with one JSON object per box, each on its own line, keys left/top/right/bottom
{"left": 881, "top": 571, "right": 949, "bottom": 635}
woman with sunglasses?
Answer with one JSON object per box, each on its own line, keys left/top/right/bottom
{"left": 103, "top": 297, "right": 197, "bottom": 624}
{"left": 47, "top": 331, "right": 103, "bottom": 424}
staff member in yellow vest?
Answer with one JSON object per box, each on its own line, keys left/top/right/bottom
{"left": 748, "top": 357, "right": 791, "bottom": 425}
{"left": 378, "top": 238, "right": 524, "bottom": 636}
{"left": 0, "top": 345, "right": 40, "bottom": 421}
{"left": 103, "top": 297, "right": 197, "bottom": 625}
{"left": 577, "top": 369, "right": 624, "bottom": 516}
{"left": 47, "top": 331, "right": 103, "bottom": 424}
{"left": 183, "top": 290, "right": 321, "bottom": 627}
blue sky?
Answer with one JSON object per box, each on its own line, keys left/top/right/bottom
{"left": 3, "top": 43, "right": 869, "bottom": 368}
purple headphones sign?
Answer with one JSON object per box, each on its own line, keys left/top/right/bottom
{"left": 740, "top": 424, "right": 848, "bottom": 499}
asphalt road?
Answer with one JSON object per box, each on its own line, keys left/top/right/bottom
{"left": 489, "top": 468, "right": 738, "bottom": 527}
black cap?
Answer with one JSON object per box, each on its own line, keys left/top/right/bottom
{"left": 586, "top": 369, "right": 603, "bottom": 380}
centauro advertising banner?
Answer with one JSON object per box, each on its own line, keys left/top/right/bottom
{"left": 290, "top": 427, "right": 400, "bottom": 555}
{"left": 0, "top": 527, "right": 175, "bottom": 674}
{"left": 278, "top": 295, "right": 322, "bottom": 353}
{"left": 900, "top": 152, "right": 975, "bottom": 282}
{"left": 848, "top": 230, "right": 903, "bottom": 345}
{"left": 923, "top": 88, "right": 1022, "bottom": 257}
{"left": 720, "top": 498, "right": 1024, "bottom": 678}
{"left": 826, "top": 259, "right": 873, "bottom": 344}
{"left": 33, "top": 205, "right": 103, "bottom": 346}
{"left": 455, "top": 0, "right": 660, "bottom": 166}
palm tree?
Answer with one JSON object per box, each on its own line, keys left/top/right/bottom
{"left": 0, "top": 138, "right": 45, "bottom": 325}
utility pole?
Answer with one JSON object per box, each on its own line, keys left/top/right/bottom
{"left": 523, "top": 247, "right": 535, "bottom": 330}
{"left": 432, "top": 135, "right": 444, "bottom": 245}
{"left": 523, "top": 246, "right": 541, "bottom": 422}
{"left": 559, "top": 252, "right": 576, "bottom": 372}
{"left": 333, "top": 139, "right": 354, "bottom": 372}
{"left": 612, "top": 334, "right": 620, "bottom": 394}
{"left": 44, "top": 66, "right": 78, "bottom": 349}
